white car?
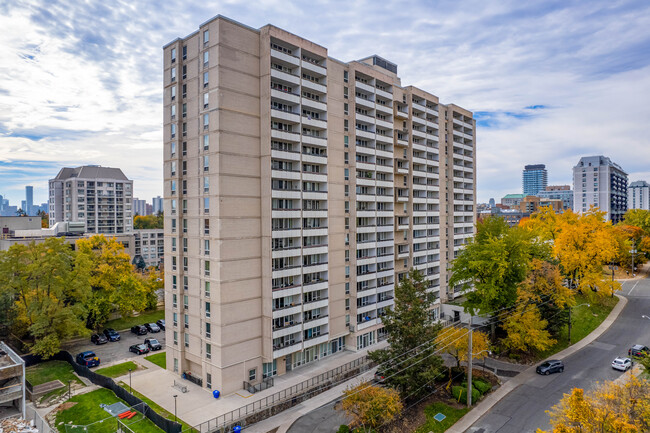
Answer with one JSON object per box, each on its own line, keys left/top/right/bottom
{"left": 612, "top": 357, "right": 632, "bottom": 371}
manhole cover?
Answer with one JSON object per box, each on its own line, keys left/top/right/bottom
{"left": 433, "top": 413, "right": 446, "bottom": 422}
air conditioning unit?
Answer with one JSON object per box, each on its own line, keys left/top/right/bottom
{"left": 349, "top": 326, "right": 355, "bottom": 332}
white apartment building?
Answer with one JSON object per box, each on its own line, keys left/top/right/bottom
{"left": 49, "top": 166, "right": 133, "bottom": 234}
{"left": 573, "top": 156, "right": 627, "bottom": 223}
{"left": 163, "top": 16, "right": 476, "bottom": 395}
{"left": 134, "top": 229, "right": 164, "bottom": 268}
{"left": 628, "top": 180, "right": 650, "bottom": 211}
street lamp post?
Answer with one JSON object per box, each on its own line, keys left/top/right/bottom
{"left": 642, "top": 315, "right": 650, "bottom": 320}
{"left": 173, "top": 394, "right": 178, "bottom": 422}
{"left": 568, "top": 303, "right": 590, "bottom": 345}
{"left": 630, "top": 247, "right": 637, "bottom": 277}
{"left": 128, "top": 369, "right": 132, "bottom": 394}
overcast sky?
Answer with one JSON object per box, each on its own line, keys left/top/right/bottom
{"left": 1, "top": 0, "right": 649, "bottom": 206}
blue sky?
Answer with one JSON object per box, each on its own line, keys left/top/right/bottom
{"left": 1, "top": 0, "right": 649, "bottom": 205}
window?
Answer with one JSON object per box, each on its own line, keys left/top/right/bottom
{"left": 344, "top": 103, "right": 348, "bottom": 115}
{"left": 184, "top": 333, "right": 189, "bottom": 347}
{"left": 203, "top": 71, "right": 209, "bottom": 88}
{"left": 182, "top": 84, "right": 187, "bottom": 98}
{"left": 173, "top": 358, "right": 178, "bottom": 372}
{"left": 182, "top": 45, "right": 187, "bottom": 60}
{"left": 171, "top": 237, "right": 177, "bottom": 252}
{"left": 343, "top": 86, "right": 348, "bottom": 99}
{"left": 205, "top": 301, "right": 211, "bottom": 318}
{"left": 345, "top": 298, "right": 350, "bottom": 310}
{"left": 171, "top": 141, "right": 176, "bottom": 155}
{"left": 170, "top": 199, "right": 176, "bottom": 214}
{"left": 204, "top": 155, "right": 210, "bottom": 171}
{"left": 170, "top": 124, "right": 176, "bottom": 139}
{"left": 345, "top": 282, "right": 350, "bottom": 294}
{"left": 171, "top": 48, "right": 176, "bottom": 63}
{"left": 344, "top": 168, "right": 349, "bottom": 180}
{"left": 183, "top": 237, "right": 187, "bottom": 252}
{"left": 206, "top": 373, "right": 212, "bottom": 389}
{"left": 203, "top": 135, "right": 209, "bottom": 150}
{"left": 183, "top": 294, "right": 188, "bottom": 309}
{"left": 263, "top": 361, "right": 277, "bottom": 379}
{"left": 182, "top": 65, "right": 186, "bottom": 79}
{"left": 203, "top": 93, "right": 209, "bottom": 109}
{"left": 203, "top": 51, "right": 209, "bottom": 67}
{"left": 203, "top": 29, "right": 209, "bottom": 45}
{"left": 171, "top": 67, "right": 176, "bottom": 82}
{"left": 182, "top": 103, "right": 187, "bottom": 118}
{"left": 205, "top": 322, "right": 211, "bottom": 337}
{"left": 204, "top": 239, "right": 210, "bottom": 255}
{"left": 204, "top": 176, "right": 210, "bottom": 193}
{"left": 203, "top": 113, "right": 209, "bottom": 130}
{"left": 171, "top": 105, "right": 176, "bottom": 120}
{"left": 204, "top": 260, "right": 210, "bottom": 276}
{"left": 182, "top": 122, "right": 187, "bottom": 137}
{"left": 173, "top": 312, "right": 178, "bottom": 326}
{"left": 184, "top": 314, "right": 189, "bottom": 329}
{"left": 172, "top": 274, "right": 177, "bottom": 289}
{"left": 171, "top": 180, "right": 176, "bottom": 195}
{"left": 173, "top": 331, "right": 178, "bottom": 345}
{"left": 345, "top": 266, "right": 350, "bottom": 278}
{"left": 206, "top": 343, "right": 211, "bottom": 359}
{"left": 249, "top": 369, "right": 256, "bottom": 381}
{"left": 343, "top": 71, "right": 348, "bottom": 83}
{"left": 171, "top": 86, "right": 176, "bottom": 101}
{"left": 204, "top": 218, "right": 210, "bottom": 235}
{"left": 204, "top": 197, "right": 209, "bottom": 213}
{"left": 344, "top": 135, "right": 349, "bottom": 148}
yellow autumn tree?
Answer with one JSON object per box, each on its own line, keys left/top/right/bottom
{"left": 538, "top": 375, "right": 650, "bottom": 432}
{"left": 340, "top": 381, "right": 403, "bottom": 432}
{"left": 435, "top": 326, "right": 490, "bottom": 368}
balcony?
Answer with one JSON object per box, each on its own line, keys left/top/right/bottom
{"left": 301, "top": 79, "right": 326, "bottom": 93}
{"left": 271, "top": 68, "right": 300, "bottom": 85}
{"left": 356, "top": 96, "right": 374, "bottom": 109}
{"left": 271, "top": 108, "right": 301, "bottom": 123}
{"left": 271, "top": 48, "right": 300, "bottom": 66}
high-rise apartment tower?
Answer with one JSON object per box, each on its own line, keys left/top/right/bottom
{"left": 163, "top": 16, "right": 476, "bottom": 394}
{"left": 522, "top": 164, "right": 548, "bottom": 196}
{"left": 49, "top": 166, "right": 134, "bottom": 234}
{"left": 628, "top": 180, "right": 650, "bottom": 211}
{"left": 573, "top": 156, "right": 627, "bottom": 223}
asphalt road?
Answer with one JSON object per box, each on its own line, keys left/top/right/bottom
{"left": 62, "top": 327, "right": 166, "bottom": 365}
{"left": 467, "top": 276, "right": 650, "bottom": 433}
{"left": 287, "top": 400, "right": 349, "bottom": 433}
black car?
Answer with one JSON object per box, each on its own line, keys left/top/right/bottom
{"left": 129, "top": 344, "right": 150, "bottom": 355}
{"left": 144, "top": 338, "right": 162, "bottom": 351}
{"left": 628, "top": 344, "right": 650, "bottom": 358}
{"left": 536, "top": 359, "right": 564, "bottom": 375}
{"left": 91, "top": 333, "right": 108, "bottom": 345}
{"left": 131, "top": 325, "right": 148, "bottom": 336}
{"left": 145, "top": 323, "right": 161, "bottom": 333}
{"left": 103, "top": 328, "right": 121, "bottom": 342}
{"left": 156, "top": 319, "right": 165, "bottom": 331}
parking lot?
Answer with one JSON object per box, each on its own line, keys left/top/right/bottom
{"left": 63, "top": 327, "right": 166, "bottom": 365}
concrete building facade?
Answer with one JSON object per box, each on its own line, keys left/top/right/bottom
{"left": 522, "top": 164, "right": 547, "bottom": 196}
{"left": 628, "top": 180, "right": 650, "bottom": 211}
{"left": 134, "top": 229, "right": 165, "bottom": 268}
{"left": 573, "top": 156, "right": 627, "bottom": 223}
{"left": 537, "top": 185, "right": 573, "bottom": 210}
{"left": 49, "top": 166, "right": 134, "bottom": 234}
{"left": 163, "top": 16, "right": 476, "bottom": 395}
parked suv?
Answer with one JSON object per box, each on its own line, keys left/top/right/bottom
{"left": 144, "top": 338, "right": 162, "bottom": 351}
{"left": 76, "top": 351, "right": 100, "bottom": 368}
{"left": 536, "top": 360, "right": 564, "bottom": 375}
{"left": 131, "top": 325, "right": 148, "bottom": 335}
{"left": 144, "top": 323, "right": 161, "bottom": 333}
{"left": 156, "top": 319, "right": 165, "bottom": 331}
{"left": 91, "top": 333, "right": 108, "bottom": 345}
{"left": 103, "top": 328, "right": 121, "bottom": 342}
{"left": 628, "top": 344, "right": 649, "bottom": 358}
{"left": 612, "top": 357, "right": 632, "bottom": 371}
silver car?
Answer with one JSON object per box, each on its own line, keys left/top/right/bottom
{"left": 612, "top": 357, "right": 632, "bottom": 371}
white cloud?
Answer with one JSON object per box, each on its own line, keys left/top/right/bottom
{"left": 0, "top": 0, "right": 648, "bottom": 206}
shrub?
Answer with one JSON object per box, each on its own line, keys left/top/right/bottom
{"left": 473, "top": 379, "right": 491, "bottom": 395}
{"left": 452, "top": 385, "right": 480, "bottom": 404}
{"left": 337, "top": 425, "right": 350, "bottom": 433}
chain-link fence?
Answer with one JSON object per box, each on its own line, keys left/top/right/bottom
{"left": 26, "top": 405, "right": 52, "bottom": 433}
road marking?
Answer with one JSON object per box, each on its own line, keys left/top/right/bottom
{"left": 628, "top": 280, "right": 640, "bottom": 295}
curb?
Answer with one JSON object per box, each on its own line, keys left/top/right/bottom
{"left": 446, "top": 293, "right": 628, "bottom": 433}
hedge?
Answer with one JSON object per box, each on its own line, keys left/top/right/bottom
{"left": 452, "top": 385, "right": 480, "bottom": 405}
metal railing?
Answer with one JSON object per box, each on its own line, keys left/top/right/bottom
{"left": 189, "top": 355, "right": 373, "bottom": 433}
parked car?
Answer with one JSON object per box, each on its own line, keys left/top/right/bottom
{"left": 144, "top": 338, "right": 162, "bottom": 351}
{"left": 156, "top": 319, "right": 165, "bottom": 331}
{"left": 373, "top": 370, "right": 386, "bottom": 384}
{"left": 536, "top": 360, "right": 564, "bottom": 375}
{"left": 90, "top": 333, "right": 108, "bottom": 345}
{"left": 76, "top": 351, "right": 100, "bottom": 367}
{"left": 131, "top": 325, "right": 148, "bottom": 336}
{"left": 129, "top": 344, "right": 150, "bottom": 355}
{"left": 145, "top": 323, "right": 161, "bottom": 333}
{"left": 628, "top": 344, "right": 650, "bottom": 358}
{"left": 612, "top": 357, "right": 632, "bottom": 371}
{"left": 103, "top": 328, "right": 121, "bottom": 342}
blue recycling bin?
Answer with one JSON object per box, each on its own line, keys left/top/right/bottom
{"left": 213, "top": 389, "right": 220, "bottom": 399}
{"left": 233, "top": 426, "right": 241, "bottom": 433}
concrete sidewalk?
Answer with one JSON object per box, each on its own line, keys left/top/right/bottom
{"left": 128, "top": 341, "right": 386, "bottom": 428}
{"left": 446, "top": 293, "right": 629, "bottom": 433}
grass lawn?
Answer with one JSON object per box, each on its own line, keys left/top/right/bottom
{"left": 55, "top": 388, "right": 163, "bottom": 433}
{"left": 144, "top": 352, "right": 166, "bottom": 369}
{"left": 26, "top": 361, "right": 84, "bottom": 387}
{"left": 95, "top": 361, "right": 142, "bottom": 379}
{"left": 104, "top": 309, "right": 164, "bottom": 331}
{"left": 118, "top": 382, "right": 194, "bottom": 432}
{"left": 414, "top": 402, "right": 470, "bottom": 433}
{"left": 538, "top": 294, "right": 618, "bottom": 359}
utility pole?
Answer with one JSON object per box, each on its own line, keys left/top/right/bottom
{"left": 467, "top": 315, "right": 473, "bottom": 407}
{"left": 568, "top": 307, "right": 572, "bottom": 345}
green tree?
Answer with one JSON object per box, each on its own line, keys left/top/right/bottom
{"left": 450, "top": 216, "right": 550, "bottom": 315}
{"left": 0, "top": 239, "right": 91, "bottom": 357}
{"left": 76, "top": 235, "right": 152, "bottom": 329}
{"left": 368, "top": 269, "right": 444, "bottom": 400}
{"left": 133, "top": 214, "right": 163, "bottom": 229}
